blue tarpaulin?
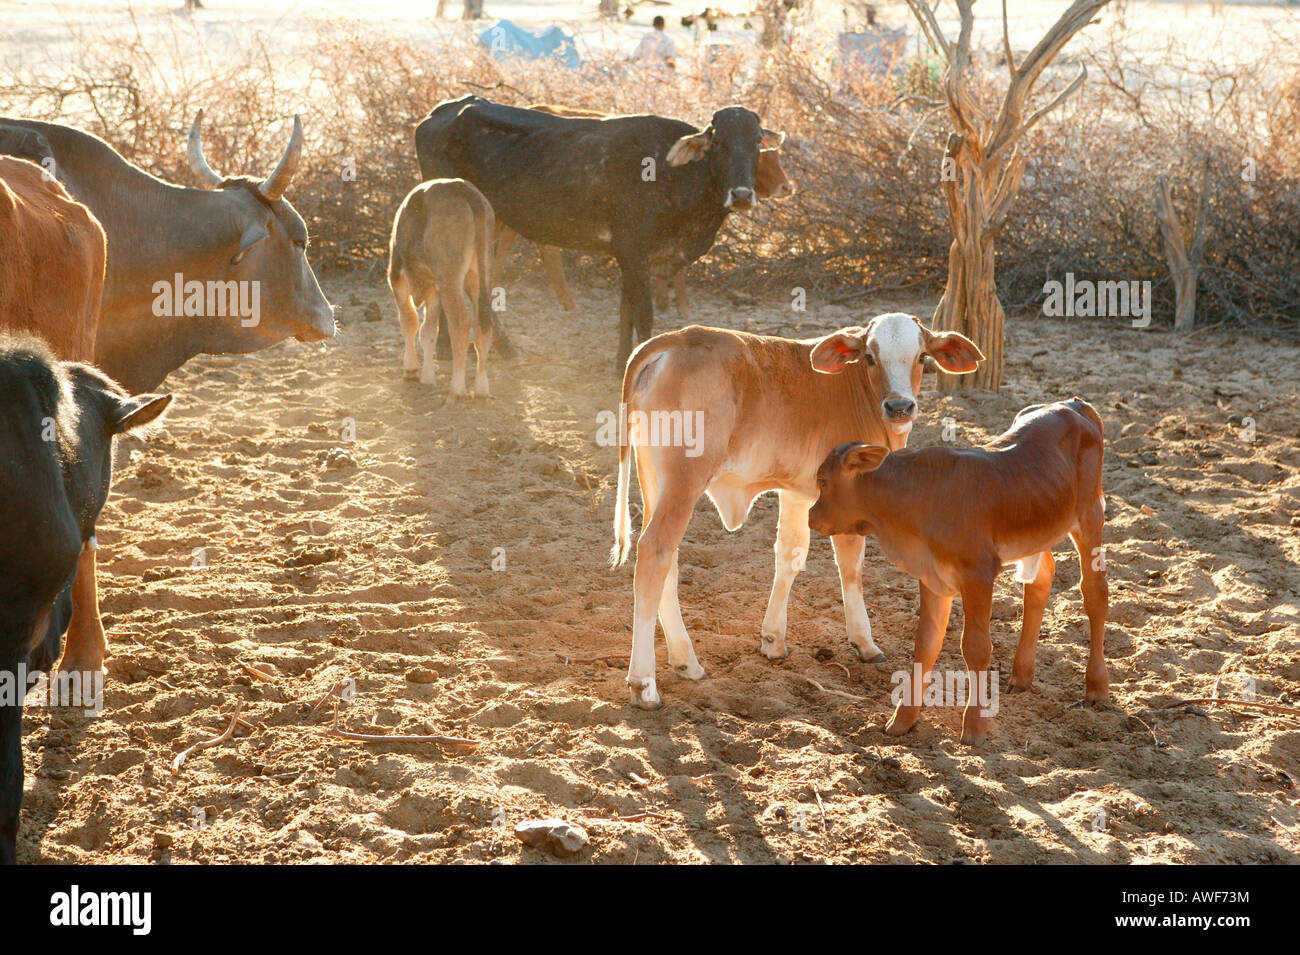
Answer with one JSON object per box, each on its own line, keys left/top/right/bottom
{"left": 837, "top": 28, "right": 907, "bottom": 75}
{"left": 479, "top": 20, "right": 580, "bottom": 68}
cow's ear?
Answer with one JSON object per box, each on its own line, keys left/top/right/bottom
{"left": 666, "top": 129, "right": 713, "bottom": 166}
{"left": 760, "top": 128, "right": 785, "bottom": 149}
{"left": 231, "top": 221, "right": 269, "bottom": 265}
{"left": 113, "top": 393, "right": 172, "bottom": 435}
{"left": 843, "top": 444, "right": 889, "bottom": 475}
{"left": 810, "top": 332, "right": 868, "bottom": 375}
{"left": 922, "top": 326, "right": 984, "bottom": 374}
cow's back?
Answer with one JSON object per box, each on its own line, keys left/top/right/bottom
{"left": 0, "top": 156, "right": 105, "bottom": 363}
{"left": 624, "top": 325, "right": 893, "bottom": 491}
{"left": 416, "top": 97, "right": 708, "bottom": 254}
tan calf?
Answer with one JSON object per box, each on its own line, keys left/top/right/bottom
{"left": 389, "top": 178, "right": 494, "bottom": 399}
{"left": 610, "top": 314, "right": 983, "bottom": 709}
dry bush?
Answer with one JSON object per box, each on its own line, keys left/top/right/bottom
{"left": 1, "top": 16, "right": 1295, "bottom": 329}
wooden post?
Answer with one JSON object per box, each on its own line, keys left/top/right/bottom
{"left": 904, "top": 0, "right": 1111, "bottom": 391}
{"left": 1154, "top": 162, "right": 1209, "bottom": 333}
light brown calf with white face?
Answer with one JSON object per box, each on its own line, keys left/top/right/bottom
{"left": 389, "top": 178, "right": 494, "bottom": 400}
{"left": 610, "top": 313, "right": 983, "bottom": 709}
{"left": 807, "top": 399, "right": 1110, "bottom": 744}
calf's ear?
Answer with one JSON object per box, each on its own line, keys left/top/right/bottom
{"left": 922, "top": 327, "right": 984, "bottom": 374}
{"left": 810, "top": 331, "right": 867, "bottom": 375}
{"left": 666, "top": 129, "right": 713, "bottom": 166}
{"left": 113, "top": 393, "right": 172, "bottom": 435}
{"left": 760, "top": 128, "right": 785, "bottom": 149}
{"left": 843, "top": 444, "right": 889, "bottom": 474}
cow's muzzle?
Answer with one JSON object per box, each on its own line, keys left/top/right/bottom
{"left": 725, "top": 186, "right": 755, "bottom": 211}
{"left": 296, "top": 305, "right": 337, "bottom": 343}
{"left": 882, "top": 396, "right": 917, "bottom": 436}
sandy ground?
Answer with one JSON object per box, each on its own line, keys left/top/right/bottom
{"left": 15, "top": 257, "right": 1300, "bottom": 864}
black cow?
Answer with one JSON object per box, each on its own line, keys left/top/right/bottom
{"left": 415, "top": 95, "right": 783, "bottom": 368}
{"left": 0, "top": 337, "right": 169, "bottom": 865}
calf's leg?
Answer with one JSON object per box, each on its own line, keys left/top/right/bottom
{"left": 1010, "top": 550, "right": 1055, "bottom": 692}
{"left": 759, "top": 491, "right": 812, "bottom": 660}
{"left": 957, "top": 574, "right": 996, "bottom": 744}
{"left": 659, "top": 550, "right": 706, "bottom": 680}
{"left": 831, "top": 535, "right": 886, "bottom": 662}
{"left": 628, "top": 498, "right": 695, "bottom": 709}
{"left": 57, "top": 542, "right": 105, "bottom": 675}
{"left": 885, "top": 583, "right": 952, "bottom": 736}
{"left": 391, "top": 272, "right": 422, "bottom": 378}
{"left": 441, "top": 283, "right": 473, "bottom": 401}
{"left": 418, "top": 290, "right": 442, "bottom": 385}
{"left": 1071, "top": 501, "right": 1110, "bottom": 701}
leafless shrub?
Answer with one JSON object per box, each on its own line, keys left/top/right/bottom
{"left": 1, "top": 17, "right": 1295, "bottom": 329}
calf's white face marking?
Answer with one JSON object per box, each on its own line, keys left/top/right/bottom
{"left": 867, "top": 312, "right": 925, "bottom": 436}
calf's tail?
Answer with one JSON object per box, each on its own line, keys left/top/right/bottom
{"left": 610, "top": 348, "right": 649, "bottom": 568}
{"left": 475, "top": 198, "right": 494, "bottom": 340}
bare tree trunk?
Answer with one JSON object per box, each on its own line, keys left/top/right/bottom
{"left": 1154, "top": 162, "right": 1209, "bottom": 333}
{"left": 905, "top": 0, "right": 1110, "bottom": 391}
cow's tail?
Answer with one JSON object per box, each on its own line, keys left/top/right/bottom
{"left": 1071, "top": 396, "right": 1107, "bottom": 511}
{"left": 474, "top": 194, "right": 494, "bottom": 341}
{"left": 610, "top": 350, "right": 645, "bottom": 569}
{"left": 1071, "top": 396, "right": 1105, "bottom": 443}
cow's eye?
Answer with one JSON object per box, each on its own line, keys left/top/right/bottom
{"left": 863, "top": 353, "right": 876, "bottom": 366}
{"left": 294, "top": 238, "right": 307, "bottom": 250}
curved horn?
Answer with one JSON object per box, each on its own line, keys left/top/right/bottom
{"left": 186, "top": 109, "right": 224, "bottom": 188}
{"left": 259, "top": 115, "right": 303, "bottom": 202}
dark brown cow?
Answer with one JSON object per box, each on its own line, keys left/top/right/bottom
{"left": 416, "top": 95, "right": 784, "bottom": 367}
{"left": 808, "top": 398, "right": 1109, "bottom": 743}
{"left": 495, "top": 104, "right": 795, "bottom": 318}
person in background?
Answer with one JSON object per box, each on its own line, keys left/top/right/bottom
{"left": 633, "top": 15, "right": 677, "bottom": 72}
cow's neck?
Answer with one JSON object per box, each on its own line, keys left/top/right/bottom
{"left": 828, "top": 360, "right": 900, "bottom": 450}
{"left": 98, "top": 313, "right": 281, "bottom": 392}
{"left": 37, "top": 123, "right": 243, "bottom": 310}
{"left": 93, "top": 313, "right": 204, "bottom": 392}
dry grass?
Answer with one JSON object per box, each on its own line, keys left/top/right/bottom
{"left": 2, "top": 17, "right": 1296, "bottom": 329}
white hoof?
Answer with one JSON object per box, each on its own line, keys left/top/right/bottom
{"left": 673, "top": 660, "right": 708, "bottom": 681}
{"left": 627, "top": 677, "right": 661, "bottom": 710}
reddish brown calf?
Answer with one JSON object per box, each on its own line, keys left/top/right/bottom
{"left": 808, "top": 398, "right": 1109, "bottom": 743}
